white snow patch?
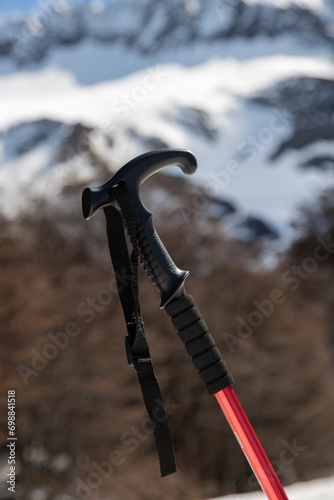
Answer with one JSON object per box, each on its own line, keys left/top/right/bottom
{"left": 210, "top": 475, "right": 334, "bottom": 499}
{"left": 1, "top": 54, "right": 334, "bottom": 245}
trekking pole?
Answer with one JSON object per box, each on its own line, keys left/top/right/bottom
{"left": 82, "top": 149, "right": 288, "bottom": 499}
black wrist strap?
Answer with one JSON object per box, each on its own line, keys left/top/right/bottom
{"left": 103, "top": 183, "right": 176, "bottom": 477}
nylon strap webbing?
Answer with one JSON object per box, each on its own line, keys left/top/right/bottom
{"left": 103, "top": 183, "right": 176, "bottom": 477}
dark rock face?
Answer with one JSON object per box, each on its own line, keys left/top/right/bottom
{"left": 251, "top": 76, "right": 334, "bottom": 160}
{"left": 253, "top": 77, "right": 334, "bottom": 130}
{"left": 3, "top": 119, "right": 68, "bottom": 158}
{"left": 300, "top": 154, "right": 334, "bottom": 170}
{"left": 235, "top": 215, "right": 280, "bottom": 242}
{"left": 55, "top": 123, "right": 93, "bottom": 163}
{"left": 205, "top": 197, "right": 236, "bottom": 218}
{"left": 166, "top": 106, "right": 219, "bottom": 141}
{"left": 271, "top": 125, "right": 334, "bottom": 159}
{"left": 1, "top": 119, "right": 94, "bottom": 170}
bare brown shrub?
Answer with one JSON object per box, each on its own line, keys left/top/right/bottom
{"left": 1, "top": 177, "right": 334, "bottom": 500}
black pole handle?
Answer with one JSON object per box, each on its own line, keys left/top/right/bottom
{"left": 82, "top": 149, "right": 197, "bottom": 307}
{"left": 82, "top": 149, "right": 234, "bottom": 394}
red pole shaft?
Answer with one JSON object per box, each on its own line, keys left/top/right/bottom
{"left": 215, "top": 387, "right": 289, "bottom": 500}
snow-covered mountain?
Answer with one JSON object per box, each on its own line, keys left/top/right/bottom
{"left": 1, "top": 0, "right": 334, "bottom": 251}
{"left": 1, "top": 0, "right": 334, "bottom": 68}
{"left": 2, "top": 5, "right": 334, "bottom": 496}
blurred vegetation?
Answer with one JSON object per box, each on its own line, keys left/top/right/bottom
{"left": 1, "top": 175, "right": 334, "bottom": 500}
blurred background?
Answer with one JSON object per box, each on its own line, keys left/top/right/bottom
{"left": 1, "top": 0, "right": 334, "bottom": 499}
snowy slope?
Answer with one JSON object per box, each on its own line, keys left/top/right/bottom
{"left": 211, "top": 475, "right": 334, "bottom": 499}
{"left": 1, "top": 55, "right": 334, "bottom": 248}
{"left": 1, "top": 0, "right": 334, "bottom": 251}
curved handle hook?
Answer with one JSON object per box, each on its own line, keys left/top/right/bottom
{"left": 82, "top": 148, "right": 197, "bottom": 220}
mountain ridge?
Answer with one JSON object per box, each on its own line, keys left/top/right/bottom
{"left": 1, "top": 0, "right": 334, "bottom": 67}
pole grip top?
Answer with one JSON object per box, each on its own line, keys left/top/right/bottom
{"left": 82, "top": 149, "right": 197, "bottom": 306}
{"left": 82, "top": 149, "right": 197, "bottom": 220}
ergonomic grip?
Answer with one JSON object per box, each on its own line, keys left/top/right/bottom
{"left": 137, "top": 215, "right": 188, "bottom": 307}
{"left": 165, "top": 294, "right": 234, "bottom": 395}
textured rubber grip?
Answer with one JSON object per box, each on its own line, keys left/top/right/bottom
{"left": 136, "top": 217, "right": 189, "bottom": 308}
{"left": 164, "top": 294, "right": 234, "bottom": 395}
